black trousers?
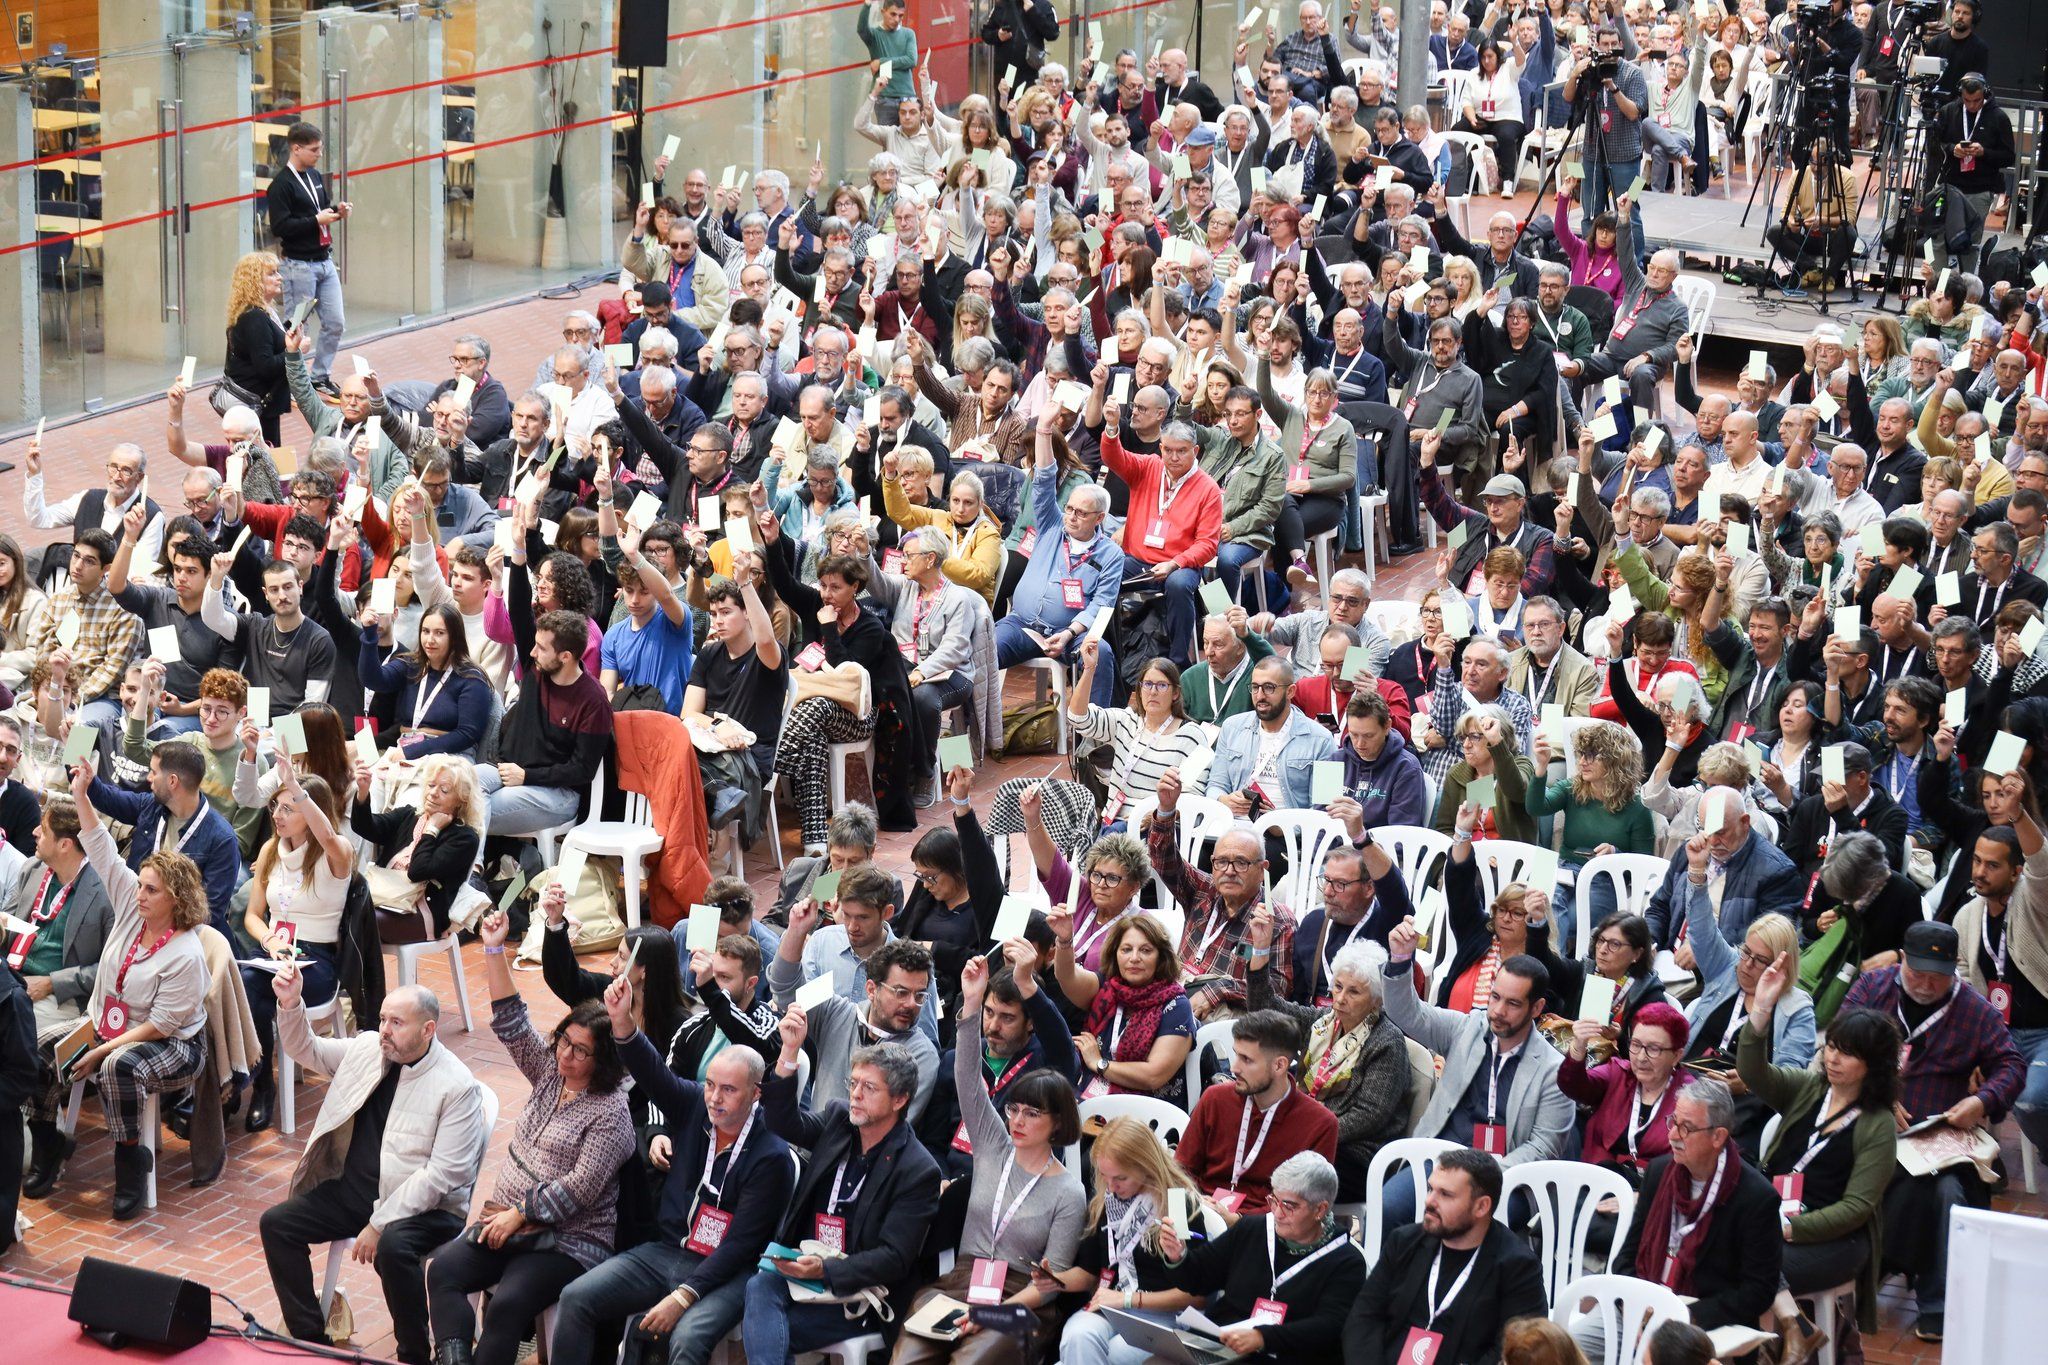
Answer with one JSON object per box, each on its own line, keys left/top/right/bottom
{"left": 426, "top": 1235, "right": 585, "bottom": 1365}
{"left": 0, "top": 1107, "right": 19, "bottom": 1255}
{"left": 259, "top": 1176, "right": 463, "bottom": 1365}
{"left": 1274, "top": 493, "right": 1348, "bottom": 561}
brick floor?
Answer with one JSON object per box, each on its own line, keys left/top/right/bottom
{"left": 3, "top": 173, "right": 2037, "bottom": 1365}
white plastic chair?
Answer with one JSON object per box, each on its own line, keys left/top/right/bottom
{"left": 1183, "top": 1018, "right": 1237, "bottom": 1103}
{"left": 60, "top": 1081, "right": 174, "bottom": 1211}
{"left": 1575, "top": 853, "right": 1673, "bottom": 960}
{"left": 798, "top": 1337, "right": 889, "bottom": 1365}
{"left": 1374, "top": 824, "right": 1454, "bottom": 899}
{"left": 786, "top": 673, "right": 876, "bottom": 821}
{"left": 1671, "top": 277, "right": 1715, "bottom": 342}
{"left": 1365, "top": 600, "right": 1422, "bottom": 644}
{"left": 561, "top": 772, "right": 663, "bottom": 931}
{"left": 999, "top": 656, "right": 1071, "bottom": 754}
{"left": 1499, "top": 1160, "right": 1640, "bottom": 1308}
{"left": 1360, "top": 1136, "right": 1461, "bottom": 1268}
{"left": 323, "top": 1086, "right": 500, "bottom": 1315}
{"left": 279, "top": 991, "right": 344, "bottom": 1137}
{"left": 382, "top": 895, "right": 479, "bottom": 1034}
{"left": 515, "top": 760, "right": 608, "bottom": 866}
{"left": 1472, "top": 838, "right": 1561, "bottom": 908}
{"left": 1254, "top": 808, "right": 1347, "bottom": 917}
{"left": 1551, "top": 1272, "right": 1689, "bottom": 1365}
{"left": 1078, "top": 1094, "right": 1193, "bottom": 1148}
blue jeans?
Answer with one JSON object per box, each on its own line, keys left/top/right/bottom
{"left": 912, "top": 671, "right": 976, "bottom": 776}
{"left": 994, "top": 618, "right": 1118, "bottom": 707}
{"left": 1582, "top": 157, "right": 1649, "bottom": 264}
{"left": 472, "top": 763, "right": 581, "bottom": 839}
{"left": 1122, "top": 558, "right": 1202, "bottom": 665}
{"left": 1216, "top": 541, "right": 1268, "bottom": 607}
{"left": 279, "top": 256, "right": 345, "bottom": 381}
{"left": 742, "top": 1269, "right": 880, "bottom": 1365}
{"left": 2011, "top": 1026, "right": 2048, "bottom": 1165}
{"left": 148, "top": 713, "right": 204, "bottom": 738}
{"left": 1642, "top": 122, "right": 1693, "bottom": 191}
{"left": 1063, "top": 1303, "right": 1177, "bottom": 1365}
{"left": 552, "top": 1244, "right": 749, "bottom": 1365}
{"left": 77, "top": 695, "right": 123, "bottom": 738}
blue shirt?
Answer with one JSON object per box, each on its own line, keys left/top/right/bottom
{"left": 87, "top": 778, "right": 244, "bottom": 937}
{"left": 601, "top": 604, "right": 695, "bottom": 713}
{"left": 1003, "top": 463, "right": 1124, "bottom": 634}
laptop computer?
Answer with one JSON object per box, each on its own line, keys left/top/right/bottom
{"left": 1101, "top": 1308, "right": 1242, "bottom": 1365}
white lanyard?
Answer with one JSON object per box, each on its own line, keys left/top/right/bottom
{"left": 411, "top": 668, "right": 454, "bottom": 730}
{"left": 1624, "top": 1085, "right": 1663, "bottom": 1162}
{"left": 156, "top": 810, "right": 206, "bottom": 856}
{"left": 1526, "top": 657, "right": 1557, "bottom": 709}
{"left": 1074, "top": 906, "right": 1118, "bottom": 961}
{"left": 289, "top": 164, "right": 325, "bottom": 212}
{"left": 828, "top": 1155, "right": 869, "bottom": 1215}
{"left": 1960, "top": 104, "right": 1982, "bottom": 148}
{"left": 1108, "top": 1007, "right": 1128, "bottom": 1056}
{"left": 1422, "top": 1240, "right": 1480, "bottom": 1328}
{"left": 697, "top": 1102, "right": 756, "bottom": 1206}
{"left": 1664, "top": 1146, "right": 1729, "bottom": 1281}
{"left": 1231, "top": 1091, "right": 1283, "bottom": 1187}
{"left": 1896, "top": 989, "right": 1956, "bottom": 1050}
{"left": 1792, "top": 1104, "right": 1861, "bottom": 1174}
{"left": 1983, "top": 909, "right": 2010, "bottom": 981}
{"left": 989, "top": 1151, "right": 1046, "bottom": 1244}
{"left": 1332, "top": 351, "right": 1367, "bottom": 389}
{"left": 1882, "top": 644, "right": 1919, "bottom": 681}
{"left": 1720, "top": 994, "right": 1751, "bottom": 1051}
{"left": 1194, "top": 906, "right": 1240, "bottom": 963}
{"left": 1316, "top": 915, "right": 1369, "bottom": 992}
{"left": 1486, "top": 1038, "right": 1520, "bottom": 1124}
{"left": 1265, "top": 1218, "right": 1350, "bottom": 1294}
{"left": 1208, "top": 655, "right": 1249, "bottom": 718}
{"left": 1884, "top": 748, "right": 1921, "bottom": 804}
{"left": 1157, "top": 469, "right": 1193, "bottom": 520}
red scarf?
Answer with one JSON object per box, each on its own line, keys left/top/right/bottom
{"left": 1638, "top": 1145, "right": 1737, "bottom": 1292}
{"left": 1085, "top": 976, "right": 1187, "bottom": 1064}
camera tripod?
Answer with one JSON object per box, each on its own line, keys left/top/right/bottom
{"left": 1745, "top": 13, "right": 1863, "bottom": 313}
{"left": 1866, "top": 70, "right": 1951, "bottom": 312}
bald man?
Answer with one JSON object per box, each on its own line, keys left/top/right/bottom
{"left": 1429, "top": 204, "right": 1542, "bottom": 298}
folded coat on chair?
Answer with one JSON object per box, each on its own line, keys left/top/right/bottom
{"left": 611, "top": 709, "right": 715, "bottom": 931}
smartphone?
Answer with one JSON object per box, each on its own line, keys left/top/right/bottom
{"left": 935, "top": 1309, "right": 967, "bottom": 1337}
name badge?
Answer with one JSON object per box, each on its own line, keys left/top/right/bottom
{"left": 1728, "top": 721, "right": 1757, "bottom": 743}
{"left": 1208, "top": 1187, "right": 1247, "bottom": 1214}
{"left": 883, "top": 548, "right": 906, "bottom": 575}
{"left": 1773, "top": 1172, "right": 1805, "bottom": 1217}
{"left": 1988, "top": 980, "right": 2013, "bottom": 1022}
{"left": 1880, "top": 36, "right": 1894, "bottom": 57}
{"left": 1289, "top": 462, "right": 1311, "bottom": 483}
{"left": 272, "top": 921, "right": 298, "bottom": 949}
{"left": 795, "top": 642, "right": 828, "bottom": 672}
{"left": 951, "top": 1121, "right": 975, "bottom": 1155}
{"left": 1960, "top": 155, "right": 1976, "bottom": 173}
{"left": 1600, "top": 108, "right": 1614, "bottom": 133}
{"left": 899, "top": 639, "right": 920, "bottom": 663}
{"left": 813, "top": 1213, "right": 847, "bottom": 1253}
{"left": 97, "top": 995, "right": 131, "bottom": 1039}
{"left": 1081, "top": 1074, "right": 1111, "bottom": 1099}
{"left": 1402, "top": 1327, "right": 1445, "bottom": 1365}
{"left": 686, "top": 1204, "right": 734, "bottom": 1255}
{"left": 1250, "top": 1298, "right": 1289, "bottom": 1326}
{"left": 1473, "top": 1122, "right": 1508, "bottom": 1156}
{"left": 1144, "top": 519, "right": 1168, "bottom": 549}
{"left": 968, "top": 1257, "right": 1009, "bottom": 1305}
{"left": 1018, "top": 526, "right": 1038, "bottom": 557}
{"left": 1061, "top": 577, "right": 1086, "bottom": 608}
{"left": 1404, "top": 396, "right": 1421, "bottom": 420}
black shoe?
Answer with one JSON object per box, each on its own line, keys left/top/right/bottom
{"left": 165, "top": 1093, "right": 195, "bottom": 1140}
{"left": 21, "top": 1120, "right": 74, "bottom": 1199}
{"left": 434, "top": 1340, "right": 474, "bottom": 1365}
{"left": 312, "top": 376, "right": 342, "bottom": 398}
{"left": 1915, "top": 1312, "right": 1944, "bottom": 1342}
{"left": 111, "top": 1141, "right": 153, "bottom": 1221}
{"left": 245, "top": 1082, "right": 275, "bottom": 1134}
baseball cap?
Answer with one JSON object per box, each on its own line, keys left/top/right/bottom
{"left": 1480, "top": 475, "right": 1527, "bottom": 500}
{"left": 1902, "top": 921, "right": 1959, "bottom": 976}
{"left": 1185, "top": 125, "right": 1218, "bottom": 147}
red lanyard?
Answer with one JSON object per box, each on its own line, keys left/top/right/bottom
{"left": 6, "top": 871, "right": 72, "bottom": 968}
{"left": 113, "top": 925, "right": 179, "bottom": 997}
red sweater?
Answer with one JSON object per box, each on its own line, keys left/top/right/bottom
{"left": 1293, "top": 674, "right": 1413, "bottom": 743}
{"left": 1100, "top": 433, "right": 1224, "bottom": 570}
{"left": 1589, "top": 657, "right": 1700, "bottom": 723}
{"left": 1175, "top": 1081, "right": 1338, "bottom": 1215}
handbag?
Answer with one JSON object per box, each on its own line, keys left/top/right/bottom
{"left": 362, "top": 863, "right": 428, "bottom": 915}
{"left": 210, "top": 374, "right": 263, "bottom": 418}
{"left": 790, "top": 661, "right": 873, "bottom": 719}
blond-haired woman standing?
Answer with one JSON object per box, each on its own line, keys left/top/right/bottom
{"left": 222, "top": 250, "right": 290, "bottom": 443}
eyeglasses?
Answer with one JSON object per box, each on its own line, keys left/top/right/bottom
{"left": 1004, "top": 1102, "right": 1047, "bottom": 1122}
{"left": 1738, "top": 947, "right": 1776, "bottom": 971}
{"left": 1594, "top": 936, "right": 1633, "bottom": 952}
{"left": 1211, "top": 855, "right": 1259, "bottom": 872}
{"left": 555, "top": 1036, "right": 595, "bottom": 1061}
{"left": 1087, "top": 869, "right": 1129, "bottom": 888}
{"left": 450, "top": 353, "right": 482, "bottom": 365}
{"left": 1628, "top": 1040, "right": 1677, "bottom": 1058}
{"left": 1491, "top": 905, "right": 1529, "bottom": 921}
{"left": 1329, "top": 593, "right": 1366, "bottom": 607}
{"left": 106, "top": 463, "right": 142, "bottom": 478}
{"left": 182, "top": 495, "right": 219, "bottom": 511}
{"left": 1666, "top": 1120, "right": 1722, "bottom": 1139}
{"left": 1249, "top": 681, "right": 1286, "bottom": 694}
{"left": 1320, "top": 874, "right": 1363, "bottom": 892}
{"left": 291, "top": 491, "right": 329, "bottom": 506}
{"left": 876, "top": 980, "right": 930, "bottom": 1005}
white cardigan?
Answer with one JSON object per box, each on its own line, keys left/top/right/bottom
{"left": 280, "top": 1003, "right": 492, "bottom": 1230}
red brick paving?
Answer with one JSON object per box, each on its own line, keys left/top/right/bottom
{"left": 3, "top": 181, "right": 2037, "bottom": 1365}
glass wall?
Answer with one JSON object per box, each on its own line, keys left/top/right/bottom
{"left": 2, "top": 0, "right": 1203, "bottom": 433}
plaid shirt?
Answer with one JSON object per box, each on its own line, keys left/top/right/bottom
{"left": 1273, "top": 31, "right": 1336, "bottom": 83}
{"left": 29, "top": 582, "right": 140, "bottom": 703}
{"left": 1149, "top": 808, "right": 1296, "bottom": 1017}
{"left": 1841, "top": 968, "right": 2027, "bottom": 1124}
{"left": 1420, "top": 666, "right": 1536, "bottom": 785}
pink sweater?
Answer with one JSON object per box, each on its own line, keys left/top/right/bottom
{"left": 1553, "top": 193, "right": 1627, "bottom": 304}
{"left": 1557, "top": 1053, "right": 1690, "bottom": 1171}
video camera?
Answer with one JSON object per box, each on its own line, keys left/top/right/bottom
{"left": 1792, "top": 0, "right": 1841, "bottom": 22}
{"left": 1588, "top": 51, "right": 1622, "bottom": 82}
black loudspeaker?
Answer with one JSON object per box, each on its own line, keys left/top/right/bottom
{"left": 1979, "top": 14, "right": 2046, "bottom": 105}
{"left": 618, "top": 0, "right": 670, "bottom": 68}
{"left": 66, "top": 1257, "right": 211, "bottom": 1353}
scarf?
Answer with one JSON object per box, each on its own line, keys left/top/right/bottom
{"left": 1098, "top": 1190, "right": 1156, "bottom": 1289}
{"left": 1303, "top": 1010, "right": 1375, "bottom": 1099}
{"left": 1639, "top": 1144, "right": 1737, "bottom": 1293}
{"left": 1085, "top": 975, "right": 1187, "bottom": 1066}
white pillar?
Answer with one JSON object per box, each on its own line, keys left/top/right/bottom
{"left": 0, "top": 85, "right": 38, "bottom": 427}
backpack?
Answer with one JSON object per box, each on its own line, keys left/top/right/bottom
{"left": 1799, "top": 914, "right": 1862, "bottom": 1030}
{"left": 1114, "top": 592, "right": 1169, "bottom": 691}
{"left": 514, "top": 857, "right": 625, "bottom": 965}
{"left": 1002, "top": 700, "right": 1061, "bottom": 756}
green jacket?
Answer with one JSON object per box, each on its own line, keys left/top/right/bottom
{"left": 1192, "top": 422, "right": 1287, "bottom": 551}
{"left": 1432, "top": 738, "right": 1539, "bottom": 844}
{"left": 1738, "top": 1021, "right": 1896, "bottom": 1332}
{"left": 285, "top": 351, "right": 409, "bottom": 503}
{"left": 1615, "top": 540, "right": 1735, "bottom": 705}
{"left": 1525, "top": 780, "right": 1658, "bottom": 866}
{"left": 1181, "top": 633, "right": 1273, "bottom": 725}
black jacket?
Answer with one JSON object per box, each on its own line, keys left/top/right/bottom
{"left": 1155, "top": 75, "right": 1225, "bottom": 123}
{"left": 0, "top": 963, "right": 40, "bottom": 1109}
{"left": 1346, "top": 1221, "right": 1547, "bottom": 1365}
{"left": 1952, "top": 567, "right": 2048, "bottom": 630}
{"left": 349, "top": 802, "right": 482, "bottom": 937}
{"left": 1781, "top": 787, "right": 1910, "bottom": 901}
{"left": 225, "top": 307, "right": 290, "bottom": 422}
{"left": 1159, "top": 1214, "right": 1365, "bottom": 1363}
{"left": 1935, "top": 92, "right": 2016, "bottom": 196}
{"left": 760, "top": 1068, "right": 942, "bottom": 1312}
{"left": 1617, "top": 1154, "right": 1782, "bottom": 1330}
{"left": 980, "top": 0, "right": 1060, "bottom": 84}
{"left": 430, "top": 374, "right": 513, "bottom": 452}
{"left": 621, "top": 1029, "right": 794, "bottom": 1297}
{"left": 264, "top": 163, "right": 334, "bottom": 262}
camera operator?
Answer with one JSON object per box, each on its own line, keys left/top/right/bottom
{"left": 1932, "top": 74, "right": 2015, "bottom": 259}
{"left": 1923, "top": 0, "right": 1989, "bottom": 101}
{"left": 1853, "top": 1, "right": 1934, "bottom": 149}
{"left": 1562, "top": 24, "right": 1651, "bottom": 265}
{"left": 1798, "top": 0, "right": 1863, "bottom": 157}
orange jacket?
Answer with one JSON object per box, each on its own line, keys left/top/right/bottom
{"left": 611, "top": 709, "right": 713, "bottom": 930}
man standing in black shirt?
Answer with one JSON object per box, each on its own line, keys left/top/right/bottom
{"left": 264, "top": 123, "right": 352, "bottom": 392}
{"left": 1924, "top": 0, "right": 1989, "bottom": 100}
{"left": 259, "top": 969, "right": 491, "bottom": 1365}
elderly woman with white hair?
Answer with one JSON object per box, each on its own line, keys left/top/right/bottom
{"left": 1151, "top": 1149, "right": 1364, "bottom": 1361}
{"left": 1603, "top": 650, "right": 1717, "bottom": 790}
{"left": 1245, "top": 910, "right": 1411, "bottom": 1200}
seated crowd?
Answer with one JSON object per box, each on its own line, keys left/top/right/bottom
{"left": 2, "top": 4, "right": 2045, "bottom": 1365}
